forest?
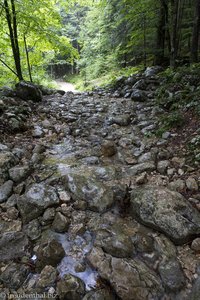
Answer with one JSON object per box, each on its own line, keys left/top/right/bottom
{"left": 0, "top": 0, "right": 200, "bottom": 87}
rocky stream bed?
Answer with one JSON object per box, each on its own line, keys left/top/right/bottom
{"left": 0, "top": 70, "right": 200, "bottom": 300}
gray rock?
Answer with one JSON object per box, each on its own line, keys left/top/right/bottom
{"left": 56, "top": 274, "right": 85, "bottom": 300}
{"left": 128, "top": 162, "right": 156, "bottom": 175}
{"left": 36, "top": 239, "right": 65, "bottom": 270}
{"left": 191, "top": 238, "right": 200, "bottom": 252}
{"left": 0, "top": 180, "right": 13, "bottom": 203}
{"left": 189, "top": 276, "right": 200, "bottom": 300}
{"left": 5, "top": 194, "right": 19, "bottom": 208}
{"left": 81, "top": 156, "right": 100, "bottom": 165}
{"left": 17, "top": 184, "right": 59, "bottom": 223}
{"left": 15, "top": 81, "right": 42, "bottom": 102}
{"left": 133, "top": 79, "right": 147, "bottom": 90}
{"left": 8, "top": 118, "right": 23, "bottom": 132}
{"left": 52, "top": 212, "right": 70, "bottom": 233}
{"left": 168, "top": 179, "right": 185, "bottom": 192}
{"left": 186, "top": 177, "right": 199, "bottom": 191}
{"left": 0, "top": 143, "right": 9, "bottom": 151}
{"left": 158, "top": 258, "right": 185, "bottom": 291}
{"left": 65, "top": 173, "right": 114, "bottom": 213}
{"left": 9, "top": 165, "right": 31, "bottom": 183}
{"left": 162, "top": 131, "right": 171, "bottom": 139}
{"left": 95, "top": 225, "right": 134, "bottom": 258}
{"left": 144, "top": 66, "right": 163, "bottom": 77}
{"left": 0, "top": 232, "right": 29, "bottom": 261}
{"left": 0, "top": 219, "right": 22, "bottom": 234}
{"left": 24, "top": 219, "right": 41, "bottom": 241}
{"left": 0, "top": 151, "right": 16, "bottom": 184}
{"left": 110, "top": 115, "right": 131, "bottom": 126}
{"left": 131, "top": 89, "right": 146, "bottom": 102}
{"left": 130, "top": 186, "right": 200, "bottom": 244}
{"left": 32, "top": 125, "right": 44, "bottom": 138}
{"left": 37, "top": 265, "right": 57, "bottom": 288}
{"left": 82, "top": 289, "right": 116, "bottom": 300}
{"left": 42, "top": 207, "right": 56, "bottom": 224}
{"left": 87, "top": 247, "right": 164, "bottom": 300}
{"left": 157, "top": 160, "right": 170, "bottom": 174}
{"left": 138, "top": 152, "right": 153, "bottom": 163}
{"left": 0, "top": 263, "right": 29, "bottom": 290}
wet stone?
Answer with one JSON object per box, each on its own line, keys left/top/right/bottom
{"left": 87, "top": 247, "right": 164, "bottom": 300}
{"left": 95, "top": 225, "right": 134, "bottom": 258}
{"left": 0, "top": 263, "right": 30, "bottom": 290}
{"left": 37, "top": 265, "right": 58, "bottom": 288}
{"left": 66, "top": 173, "right": 114, "bottom": 213}
{"left": 17, "top": 183, "right": 59, "bottom": 223}
{"left": 56, "top": 274, "right": 86, "bottom": 300}
{"left": 82, "top": 289, "right": 116, "bottom": 300}
{"left": 36, "top": 239, "right": 65, "bottom": 270}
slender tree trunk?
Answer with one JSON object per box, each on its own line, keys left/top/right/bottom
{"left": 24, "top": 35, "right": 32, "bottom": 82}
{"left": 4, "top": 0, "right": 23, "bottom": 80}
{"left": 191, "top": 0, "right": 200, "bottom": 62}
{"left": 154, "top": 0, "right": 166, "bottom": 65}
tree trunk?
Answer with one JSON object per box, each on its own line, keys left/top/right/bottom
{"left": 154, "top": 0, "right": 166, "bottom": 65}
{"left": 191, "top": 0, "right": 200, "bottom": 62}
{"left": 170, "top": 0, "right": 178, "bottom": 67}
{"left": 4, "top": 0, "right": 23, "bottom": 80}
{"left": 24, "top": 35, "right": 33, "bottom": 82}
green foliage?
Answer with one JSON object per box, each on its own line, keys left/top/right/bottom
{"left": 156, "top": 112, "right": 185, "bottom": 137}
{"left": 67, "top": 65, "right": 142, "bottom": 91}
{"left": 156, "top": 64, "right": 200, "bottom": 114}
{"left": 0, "top": 0, "right": 79, "bottom": 85}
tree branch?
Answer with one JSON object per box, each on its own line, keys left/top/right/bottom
{"left": 0, "top": 57, "right": 18, "bottom": 76}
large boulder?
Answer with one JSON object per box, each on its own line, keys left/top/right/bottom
{"left": 15, "top": 81, "right": 42, "bottom": 102}
{"left": 130, "top": 186, "right": 200, "bottom": 244}
{"left": 17, "top": 183, "right": 59, "bottom": 223}
{"left": 65, "top": 173, "right": 114, "bottom": 213}
{"left": 87, "top": 247, "right": 164, "bottom": 300}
